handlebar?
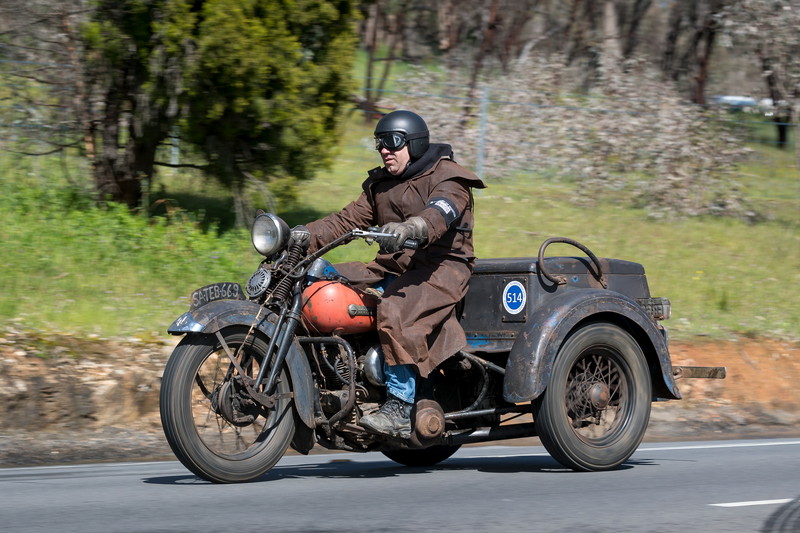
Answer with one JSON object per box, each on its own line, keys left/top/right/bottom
{"left": 352, "top": 229, "right": 420, "bottom": 250}
{"left": 292, "top": 227, "right": 421, "bottom": 277}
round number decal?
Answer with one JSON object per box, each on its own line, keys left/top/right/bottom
{"left": 502, "top": 281, "right": 526, "bottom": 315}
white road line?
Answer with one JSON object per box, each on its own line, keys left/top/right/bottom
{"left": 465, "top": 440, "right": 800, "bottom": 460}
{"left": 710, "top": 499, "right": 793, "bottom": 508}
{"left": 639, "top": 440, "right": 800, "bottom": 452}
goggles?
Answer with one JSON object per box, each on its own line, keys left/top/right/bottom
{"left": 374, "top": 132, "right": 407, "bottom": 152}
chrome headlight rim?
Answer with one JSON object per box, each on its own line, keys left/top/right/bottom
{"left": 251, "top": 212, "right": 290, "bottom": 257}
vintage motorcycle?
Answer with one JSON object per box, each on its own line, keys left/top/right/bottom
{"left": 160, "top": 212, "right": 724, "bottom": 483}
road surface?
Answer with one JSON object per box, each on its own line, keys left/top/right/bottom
{"left": 1, "top": 438, "right": 798, "bottom": 532}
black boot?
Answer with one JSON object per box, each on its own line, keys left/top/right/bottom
{"left": 359, "top": 396, "right": 413, "bottom": 439}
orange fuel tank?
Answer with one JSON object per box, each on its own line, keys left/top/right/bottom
{"left": 301, "top": 281, "right": 378, "bottom": 334}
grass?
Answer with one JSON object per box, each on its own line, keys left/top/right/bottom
{"left": 450, "top": 178, "right": 799, "bottom": 341}
{"left": 0, "top": 156, "right": 260, "bottom": 341}
{"left": 0, "top": 109, "right": 797, "bottom": 344}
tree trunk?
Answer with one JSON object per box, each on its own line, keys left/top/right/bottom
{"left": 60, "top": 7, "right": 95, "bottom": 160}
{"left": 661, "top": 0, "right": 684, "bottom": 80}
{"left": 496, "top": 0, "right": 536, "bottom": 71}
{"left": 437, "top": 0, "right": 458, "bottom": 52}
{"left": 602, "top": 0, "right": 622, "bottom": 71}
{"left": 461, "top": 0, "right": 501, "bottom": 122}
{"left": 232, "top": 178, "right": 250, "bottom": 230}
{"left": 92, "top": 73, "right": 166, "bottom": 209}
{"left": 564, "top": 0, "right": 601, "bottom": 90}
{"left": 94, "top": 78, "right": 143, "bottom": 207}
{"left": 375, "top": 10, "right": 403, "bottom": 103}
{"left": 691, "top": 12, "right": 716, "bottom": 105}
{"left": 662, "top": 0, "right": 723, "bottom": 104}
{"left": 565, "top": 0, "right": 590, "bottom": 65}
{"left": 690, "top": 0, "right": 724, "bottom": 105}
{"left": 622, "top": 0, "right": 653, "bottom": 59}
{"left": 363, "top": 2, "right": 380, "bottom": 119}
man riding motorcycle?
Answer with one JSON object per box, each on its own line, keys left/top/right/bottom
{"left": 291, "top": 110, "right": 486, "bottom": 438}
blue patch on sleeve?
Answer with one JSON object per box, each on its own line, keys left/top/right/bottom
{"left": 426, "top": 196, "right": 460, "bottom": 226}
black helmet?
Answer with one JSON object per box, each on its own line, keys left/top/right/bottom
{"left": 374, "top": 110, "right": 430, "bottom": 159}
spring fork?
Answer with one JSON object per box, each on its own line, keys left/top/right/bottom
{"left": 256, "top": 285, "right": 305, "bottom": 393}
{"left": 272, "top": 244, "right": 304, "bottom": 302}
{"left": 237, "top": 242, "right": 304, "bottom": 393}
{"left": 216, "top": 244, "right": 305, "bottom": 408}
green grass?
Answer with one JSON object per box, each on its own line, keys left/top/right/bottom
{"left": 0, "top": 156, "right": 260, "bottom": 340}
{"left": 0, "top": 110, "right": 798, "bottom": 343}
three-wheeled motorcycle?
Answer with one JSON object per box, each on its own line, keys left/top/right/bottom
{"left": 160, "top": 212, "right": 724, "bottom": 483}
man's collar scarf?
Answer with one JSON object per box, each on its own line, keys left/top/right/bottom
{"left": 397, "top": 143, "right": 454, "bottom": 180}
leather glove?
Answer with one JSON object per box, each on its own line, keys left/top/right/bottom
{"left": 376, "top": 222, "right": 402, "bottom": 252}
{"left": 377, "top": 216, "right": 428, "bottom": 253}
{"left": 289, "top": 225, "right": 311, "bottom": 249}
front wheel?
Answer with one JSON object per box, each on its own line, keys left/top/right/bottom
{"left": 160, "top": 328, "right": 295, "bottom": 483}
{"left": 533, "top": 322, "right": 652, "bottom": 471}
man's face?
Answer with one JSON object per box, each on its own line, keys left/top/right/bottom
{"left": 380, "top": 143, "right": 411, "bottom": 176}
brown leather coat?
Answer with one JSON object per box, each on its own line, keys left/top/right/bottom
{"left": 307, "top": 145, "right": 485, "bottom": 377}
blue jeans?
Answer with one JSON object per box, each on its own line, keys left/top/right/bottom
{"left": 384, "top": 363, "right": 416, "bottom": 404}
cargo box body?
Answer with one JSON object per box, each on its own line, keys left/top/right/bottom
{"left": 460, "top": 256, "right": 652, "bottom": 353}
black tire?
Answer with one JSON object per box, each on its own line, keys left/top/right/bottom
{"left": 160, "top": 328, "right": 295, "bottom": 483}
{"left": 382, "top": 445, "right": 462, "bottom": 467}
{"left": 533, "top": 322, "right": 651, "bottom": 471}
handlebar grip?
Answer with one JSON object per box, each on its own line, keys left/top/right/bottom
{"left": 402, "top": 239, "right": 420, "bottom": 250}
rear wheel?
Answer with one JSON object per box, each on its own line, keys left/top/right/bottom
{"left": 533, "top": 322, "right": 651, "bottom": 471}
{"left": 382, "top": 445, "right": 461, "bottom": 467}
{"left": 160, "top": 328, "right": 295, "bottom": 483}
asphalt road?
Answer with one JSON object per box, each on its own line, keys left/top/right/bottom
{"left": 1, "top": 439, "right": 799, "bottom": 533}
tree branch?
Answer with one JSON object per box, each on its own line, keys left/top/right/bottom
{"left": 154, "top": 161, "right": 210, "bottom": 171}
{"left": 1, "top": 143, "right": 78, "bottom": 156}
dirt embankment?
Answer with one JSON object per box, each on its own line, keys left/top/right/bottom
{"left": 647, "top": 339, "right": 800, "bottom": 440}
{"left": 0, "top": 331, "right": 798, "bottom": 466}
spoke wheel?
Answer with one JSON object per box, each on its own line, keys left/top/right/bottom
{"left": 533, "top": 322, "right": 651, "bottom": 471}
{"left": 160, "top": 328, "right": 295, "bottom": 483}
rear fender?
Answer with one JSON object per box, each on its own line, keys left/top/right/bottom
{"left": 502, "top": 289, "right": 681, "bottom": 403}
{"left": 169, "top": 299, "right": 316, "bottom": 429}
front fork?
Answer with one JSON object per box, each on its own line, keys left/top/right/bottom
{"left": 255, "top": 286, "right": 305, "bottom": 394}
{"left": 213, "top": 286, "right": 305, "bottom": 410}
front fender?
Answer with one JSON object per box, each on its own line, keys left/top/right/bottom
{"left": 502, "top": 289, "right": 681, "bottom": 403}
{"left": 169, "top": 299, "right": 316, "bottom": 429}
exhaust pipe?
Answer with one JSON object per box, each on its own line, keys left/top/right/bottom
{"left": 446, "top": 422, "right": 538, "bottom": 445}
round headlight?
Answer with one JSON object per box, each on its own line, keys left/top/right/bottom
{"left": 251, "top": 212, "right": 290, "bottom": 257}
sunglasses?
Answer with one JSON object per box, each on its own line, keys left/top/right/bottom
{"left": 374, "top": 132, "right": 407, "bottom": 152}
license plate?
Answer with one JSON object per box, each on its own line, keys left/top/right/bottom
{"left": 190, "top": 282, "right": 246, "bottom": 311}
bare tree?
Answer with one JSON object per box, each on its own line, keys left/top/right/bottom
{"left": 619, "top": 0, "right": 653, "bottom": 59}
{"left": 455, "top": 0, "right": 541, "bottom": 119}
{"left": 722, "top": 0, "right": 800, "bottom": 154}
{"left": 559, "top": 0, "right": 654, "bottom": 90}
{"left": 0, "top": 1, "right": 93, "bottom": 170}
{"left": 661, "top": 0, "right": 727, "bottom": 104}
{"left": 360, "top": 1, "right": 407, "bottom": 118}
